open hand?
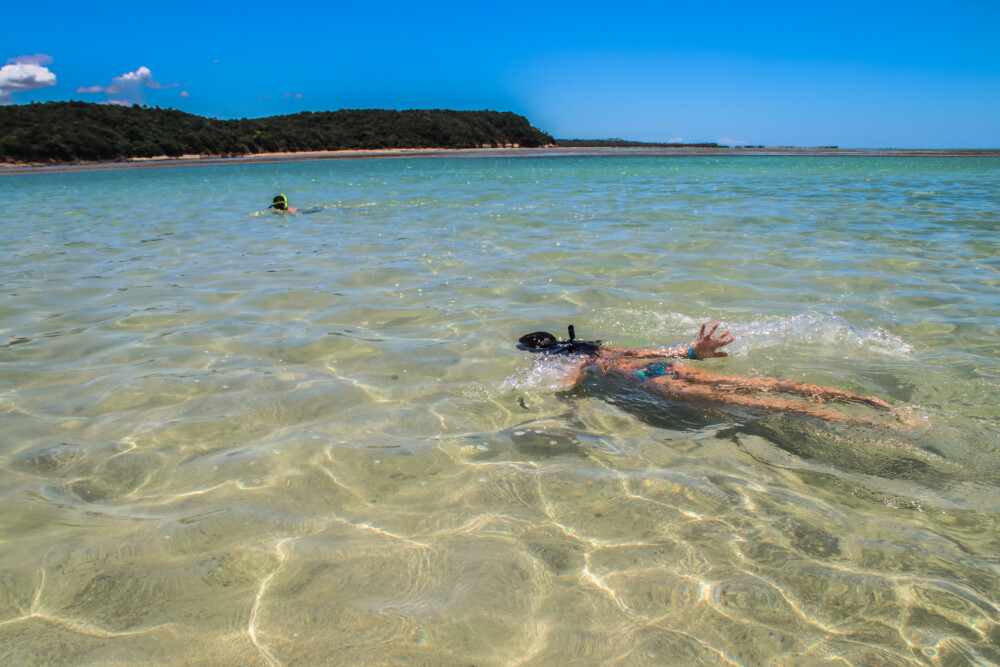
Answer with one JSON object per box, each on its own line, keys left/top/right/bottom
{"left": 691, "top": 321, "right": 734, "bottom": 359}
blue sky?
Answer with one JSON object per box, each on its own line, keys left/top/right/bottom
{"left": 3, "top": 0, "right": 999, "bottom": 148}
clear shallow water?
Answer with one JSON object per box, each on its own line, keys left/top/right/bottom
{"left": 1, "top": 154, "right": 999, "bottom": 665}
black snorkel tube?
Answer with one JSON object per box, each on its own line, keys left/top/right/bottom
{"left": 517, "top": 325, "right": 601, "bottom": 356}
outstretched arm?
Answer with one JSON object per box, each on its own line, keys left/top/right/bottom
{"left": 603, "top": 321, "right": 734, "bottom": 360}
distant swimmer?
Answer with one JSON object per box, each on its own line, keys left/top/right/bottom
{"left": 517, "top": 322, "right": 892, "bottom": 422}
{"left": 266, "top": 193, "right": 327, "bottom": 215}
{"left": 269, "top": 193, "right": 298, "bottom": 214}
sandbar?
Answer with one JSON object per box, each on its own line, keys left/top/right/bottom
{"left": 2, "top": 146, "right": 999, "bottom": 175}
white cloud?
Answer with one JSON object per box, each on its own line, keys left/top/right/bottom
{"left": 108, "top": 67, "right": 153, "bottom": 93}
{"left": 179, "top": 90, "right": 190, "bottom": 98}
{"left": 667, "top": 137, "right": 684, "bottom": 143}
{"left": 0, "top": 54, "right": 57, "bottom": 104}
{"left": 76, "top": 66, "right": 178, "bottom": 104}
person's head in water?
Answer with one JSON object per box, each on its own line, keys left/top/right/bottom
{"left": 517, "top": 325, "right": 602, "bottom": 356}
{"left": 270, "top": 194, "right": 288, "bottom": 211}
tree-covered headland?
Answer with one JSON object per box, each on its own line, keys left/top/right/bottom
{"left": 0, "top": 101, "right": 556, "bottom": 164}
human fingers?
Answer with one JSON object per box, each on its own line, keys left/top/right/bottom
{"left": 707, "top": 328, "right": 731, "bottom": 348}
{"left": 715, "top": 329, "right": 734, "bottom": 346}
{"left": 698, "top": 321, "right": 708, "bottom": 340}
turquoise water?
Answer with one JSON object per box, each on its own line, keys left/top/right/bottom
{"left": 1, "top": 154, "right": 999, "bottom": 665}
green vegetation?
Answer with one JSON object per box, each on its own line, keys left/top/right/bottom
{"left": 0, "top": 101, "right": 555, "bottom": 163}
{"left": 555, "top": 138, "right": 721, "bottom": 148}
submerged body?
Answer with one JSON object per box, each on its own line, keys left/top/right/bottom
{"left": 594, "top": 354, "right": 890, "bottom": 420}
{"left": 522, "top": 322, "right": 891, "bottom": 422}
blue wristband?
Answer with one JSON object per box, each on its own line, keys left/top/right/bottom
{"left": 687, "top": 346, "right": 699, "bottom": 360}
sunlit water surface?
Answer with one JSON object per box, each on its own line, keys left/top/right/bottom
{"left": 1, "top": 155, "right": 999, "bottom": 665}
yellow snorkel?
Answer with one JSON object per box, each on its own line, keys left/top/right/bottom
{"left": 270, "top": 193, "right": 288, "bottom": 210}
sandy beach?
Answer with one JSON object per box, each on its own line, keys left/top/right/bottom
{"left": 3, "top": 145, "right": 999, "bottom": 175}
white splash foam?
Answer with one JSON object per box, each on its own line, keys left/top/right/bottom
{"left": 724, "top": 313, "right": 913, "bottom": 357}
{"left": 596, "top": 310, "right": 913, "bottom": 358}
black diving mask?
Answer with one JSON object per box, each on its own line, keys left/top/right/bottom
{"left": 517, "top": 325, "right": 601, "bottom": 356}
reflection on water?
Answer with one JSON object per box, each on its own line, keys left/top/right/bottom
{"left": 1, "top": 155, "right": 999, "bottom": 665}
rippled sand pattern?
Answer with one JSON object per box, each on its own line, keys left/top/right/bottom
{"left": 1, "top": 156, "right": 999, "bottom": 665}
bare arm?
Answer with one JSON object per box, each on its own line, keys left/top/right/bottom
{"left": 600, "top": 345, "right": 690, "bottom": 359}
{"left": 603, "top": 321, "right": 734, "bottom": 360}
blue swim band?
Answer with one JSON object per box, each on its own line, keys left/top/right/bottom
{"left": 687, "top": 346, "right": 699, "bottom": 360}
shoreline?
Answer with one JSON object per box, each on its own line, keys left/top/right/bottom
{"left": 2, "top": 145, "right": 999, "bottom": 175}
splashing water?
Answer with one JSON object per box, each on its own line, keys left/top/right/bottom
{"left": 593, "top": 310, "right": 912, "bottom": 358}
{"left": 719, "top": 313, "right": 914, "bottom": 357}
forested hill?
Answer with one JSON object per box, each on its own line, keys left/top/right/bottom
{"left": 0, "top": 101, "right": 555, "bottom": 163}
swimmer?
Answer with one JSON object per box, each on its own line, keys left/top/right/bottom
{"left": 269, "top": 193, "right": 298, "bottom": 213}
{"left": 266, "top": 193, "right": 329, "bottom": 215}
{"left": 518, "top": 322, "right": 892, "bottom": 422}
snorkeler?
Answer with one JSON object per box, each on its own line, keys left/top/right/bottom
{"left": 518, "top": 322, "right": 892, "bottom": 421}
{"left": 266, "top": 193, "right": 329, "bottom": 215}
{"left": 269, "top": 193, "right": 298, "bottom": 213}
